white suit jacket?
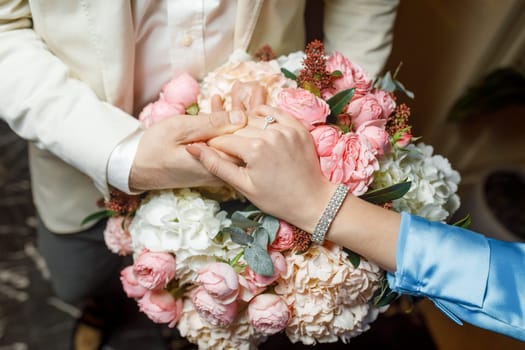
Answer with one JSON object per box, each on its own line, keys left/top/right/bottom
{"left": 0, "top": 0, "right": 398, "bottom": 233}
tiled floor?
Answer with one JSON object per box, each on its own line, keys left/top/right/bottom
{"left": 0, "top": 120, "right": 438, "bottom": 349}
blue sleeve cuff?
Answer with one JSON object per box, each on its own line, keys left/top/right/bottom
{"left": 387, "top": 212, "right": 490, "bottom": 308}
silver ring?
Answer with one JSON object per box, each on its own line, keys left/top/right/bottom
{"left": 263, "top": 115, "right": 276, "bottom": 129}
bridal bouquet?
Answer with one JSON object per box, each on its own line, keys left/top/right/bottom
{"left": 93, "top": 41, "right": 461, "bottom": 349}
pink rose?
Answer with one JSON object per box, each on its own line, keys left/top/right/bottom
{"left": 161, "top": 72, "right": 200, "bottom": 108}
{"left": 345, "top": 94, "right": 385, "bottom": 130}
{"left": 192, "top": 287, "right": 238, "bottom": 327}
{"left": 138, "top": 98, "right": 185, "bottom": 128}
{"left": 248, "top": 294, "right": 290, "bottom": 335}
{"left": 395, "top": 131, "right": 413, "bottom": 148}
{"left": 269, "top": 221, "right": 295, "bottom": 252}
{"left": 196, "top": 262, "right": 239, "bottom": 304}
{"left": 138, "top": 289, "right": 183, "bottom": 328}
{"left": 319, "top": 133, "right": 379, "bottom": 196}
{"left": 133, "top": 250, "right": 177, "bottom": 290}
{"left": 237, "top": 275, "right": 265, "bottom": 303}
{"left": 245, "top": 251, "right": 287, "bottom": 288}
{"left": 323, "top": 51, "right": 372, "bottom": 97}
{"left": 103, "top": 216, "right": 133, "bottom": 256}
{"left": 278, "top": 88, "right": 330, "bottom": 130}
{"left": 373, "top": 89, "right": 396, "bottom": 119}
{"left": 120, "top": 265, "right": 148, "bottom": 299}
{"left": 356, "top": 120, "right": 389, "bottom": 156}
{"left": 310, "top": 125, "right": 341, "bottom": 157}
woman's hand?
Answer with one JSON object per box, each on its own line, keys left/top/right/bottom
{"left": 186, "top": 105, "right": 336, "bottom": 232}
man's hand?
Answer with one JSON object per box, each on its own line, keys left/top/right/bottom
{"left": 129, "top": 110, "right": 246, "bottom": 191}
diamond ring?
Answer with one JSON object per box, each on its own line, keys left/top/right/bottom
{"left": 263, "top": 115, "right": 277, "bottom": 129}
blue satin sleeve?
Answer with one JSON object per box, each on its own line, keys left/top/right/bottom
{"left": 386, "top": 212, "right": 525, "bottom": 342}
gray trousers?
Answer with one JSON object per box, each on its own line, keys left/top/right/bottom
{"left": 36, "top": 218, "right": 130, "bottom": 306}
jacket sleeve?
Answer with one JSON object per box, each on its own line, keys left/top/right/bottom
{"left": 0, "top": 0, "right": 139, "bottom": 196}
{"left": 387, "top": 212, "right": 525, "bottom": 342}
{"left": 323, "top": 0, "right": 399, "bottom": 77}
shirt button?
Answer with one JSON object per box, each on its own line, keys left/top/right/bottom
{"left": 182, "top": 35, "right": 193, "bottom": 47}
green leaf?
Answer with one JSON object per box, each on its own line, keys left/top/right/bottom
{"left": 361, "top": 181, "right": 411, "bottom": 204}
{"left": 81, "top": 210, "right": 113, "bottom": 226}
{"left": 327, "top": 88, "right": 355, "bottom": 118}
{"left": 302, "top": 81, "right": 321, "bottom": 97}
{"left": 244, "top": 244, "right": 274, "bottom": 276}
{"left": 281, "top": 68, "right": 297, "bottom": 81}
{"left": 261, "top": 215, "right": 280, "bottom": 244}
{"left": 452, "top": 214, "right": 472, "bottom": 229}
{"left": 253, "top": 227, "right": 270, "bottom": 250}
{"left": 223, "top": 227, "right": 254, "bottom": 246}
{"left": 331, "top": 70, "right": 343, "bottom": 78}
{"left": 372, "top": 278, "right": 399, "bottom": 307}
{"left": 343, "top": 248, "right": 361, "bottom": 268}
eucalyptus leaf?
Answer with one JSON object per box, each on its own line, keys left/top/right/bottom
{"left": 232, "top": 210, "right": 262, "bottom": 220}
{"left": 81, "top": 210, "right": 113, "bottom": 226}
{"left": 231, "top": 212, "right": 259, "bottom": 229}
{"left": 361, "top": 181, "right": 411, "bottom": 204}
{"left": 394, "top": 80, "right": 415, "bottom": 99}
{"left": 244, "top": 244, "right": 274, "bottom": 276}
{"left": 343, "top": 248, "right": 361, "bottom": 268}
{"left": 253, "top": 227, "right": 270, "bottom": 250}
{"left": 261, "top": 215, "right": 280, "bottom": 244}
{"left": 378, "top": 71, "right": 396, "bottom": 92}
{"left": 327, "top": 88, "right": 355, "bottom": 118}
{"left": 452, "top": 214, "right": 471, "bottom": 229}
{"left": 281, "top": 68, "right": 297, "bottom": 81}
{"left": 223, "top": 227, "right": 254, "bottom": 246}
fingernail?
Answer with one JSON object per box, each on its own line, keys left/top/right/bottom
{"left": 229, "top": 110, "right": 246, "bottom": 125}
{"left": 185, "top": 144, "right": 202, "bottom": 158}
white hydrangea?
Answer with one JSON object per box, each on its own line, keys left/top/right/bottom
{"left": 276, "top": 51, "right": 306, "bottom": 75}
{"left": 129, "top": 189, "right": 243, "bottom": 284}
{"left": 372, "top": 143, "right": 461, "bottom": 222}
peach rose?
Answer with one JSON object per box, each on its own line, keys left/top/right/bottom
{"left": 196, "top": 262, "right": 239, "bottom": 304}
{"left": 103, "top": 216, "right": 133, "bottom": 256}
{"left": 133, "top": 250, "right": 177, "bottom": 290}
{"left": 356, "top": 120, "right": 389, "bottom": 156}
{"left": 310, "top": 125, "right": 342, "bottom": 157}
{"left": 161, "top": 72, "right": 200, "bottom": 108}
{"left": 319, "top": 133, "right": 379, "bottom": 196}
{"left": 138, "top": 289, "right": 183, "bottom": 328}
{"left": 269, "top": 221, "right": 295, "bottom": 252}
{"left": 248, "top": 294, "right": 290, "bottom": 335}
{"left": 120, "top": 265, "right": 148, "bottom": 299}
{"left": 278, "top": 88, "right": 330, "bottom": 130}
{"left": 192, "top": 287, "right": 238, "bottom": 327}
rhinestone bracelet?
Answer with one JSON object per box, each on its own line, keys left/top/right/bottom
{"left": 311, "top": 184, "right": 350, "bottom": 244}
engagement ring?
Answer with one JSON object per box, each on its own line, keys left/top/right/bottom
{"left": 263, "top": 115, "right": 276, "bottom": 129}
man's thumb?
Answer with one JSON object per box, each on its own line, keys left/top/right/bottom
{"left": 177, "top": 110, "right": 247, "bottom": 141}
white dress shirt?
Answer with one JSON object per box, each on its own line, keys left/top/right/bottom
{"left": 107, "top": 0, "right": 236, "bottom": 193}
